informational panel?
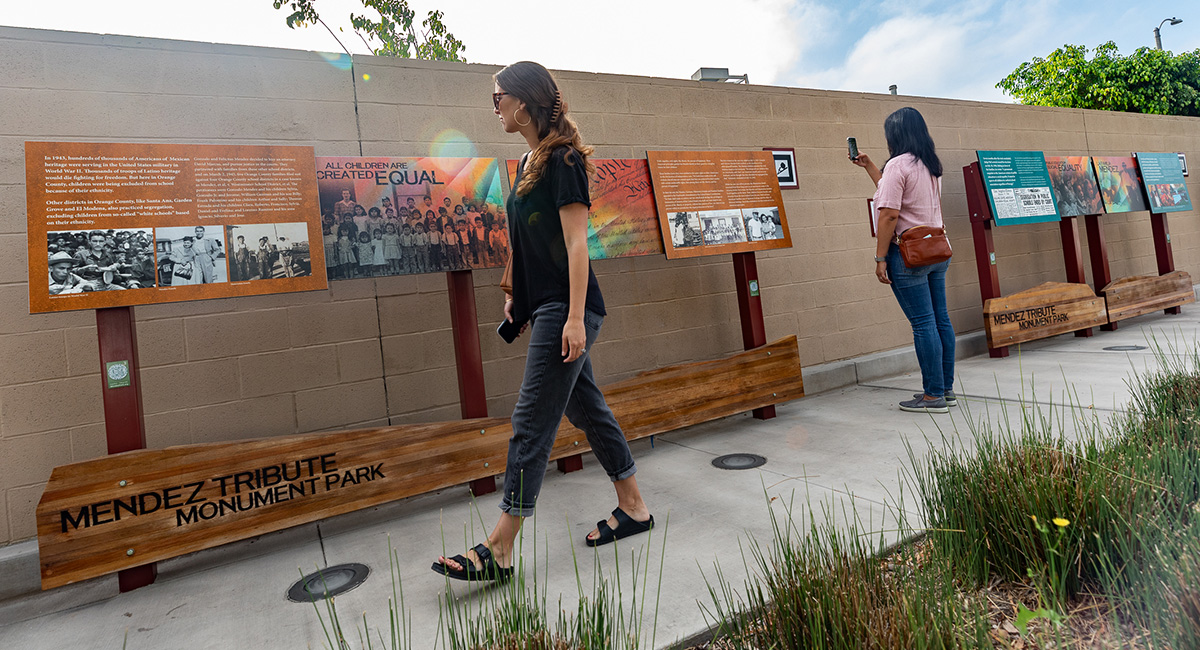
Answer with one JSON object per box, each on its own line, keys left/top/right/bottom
{"left": 1092, "top": 156, "right": 1148, "bottom": 214}
{"left": 976, "top": 150, "right": 1060, "bottom": 226}
{"left": 1135, "top": 152, "right": 1193, "bottom": 213}
{"left": 504, "top": 158, "right": 663, "bottom": 260}
{"left": 646, "top": 150, "right": 792, "bottom": 259}
{"left": 315, "top": 157, "right": 507, "bottom": 279}
{"left": 1045, "top": 156, "right": 1104, "bottom": 217}
{"left": 26, "top": 142, "right": 326, "bottom": 313}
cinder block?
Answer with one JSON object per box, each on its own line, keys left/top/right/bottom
{"left": 140, "top": 358, "right": 239, "bottom": 413}
{"left": 189, "top": 394, "right": 296, "bottom": 443}
{"left": 384, "top": 367, "right": 458, "bottom": 416}
{"left": 0, "top": 493, "right": 9, "bottom": 543}
{"left": 628, "top": 84, "right": 682, "bottom": 116}
{"left": 288, "top": 299, "right": 380, "bottom": 346}
{"left": 355, "top": 65, "right": 438, "bottom": 106}
{"left": 381, "top": 330, "right": 456, "bottom": 376}
{"left": 679, "top": 87, "right": 729, "bottom": 118}
{"left": 62, "top": 325, "right": 100, "bottom": 378}
{"left": 0, "top": 330, "right": 67, "bottom": 383}
{"left": 184, "top": 309, "right": 290, "bottom": 361}
{"left": 557, "top": 80, "right": 629, "bottom": 114}
{"left": 0, "top": 184, "right": 27, "bottom": 236}
{"left": 6, "top": 483, "right": 43, "bottom": 541}
{"left": 377, "top": 292, "right": 449, "bottom": 336}
{"left": 0, "top": 233, "right": 25, "bottom": 285}
{"left": 296, "top": 379, "right": 387, "bottom": 433}
{"left": 130, "top": 317, "right": 187, "bottom": 367}
{"left": 69, "top": 422, "right": 107, "bottom": 463}
{"left": 336, "top": 340, "right": 384, "bottom": 383}
{"left": 0, "top": 429, "right": 72, "bottom": 488}
{"left": 0, "top": 284, "right": 93, "bottom": 335}
{"left": 145, "top": 409, "right": 191, "bottom": 449}
{"left": 0, "top": 376, "right": 101, "bottom": 437}
{"left": 238, "top": 345, "right": 340, "bottom": 398}
{"left": 601, "top": 114, "right": 658, "bottom": 147}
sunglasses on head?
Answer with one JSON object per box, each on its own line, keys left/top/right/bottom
{"left": 492, "top": 92, "right": 509, "bottom": 109}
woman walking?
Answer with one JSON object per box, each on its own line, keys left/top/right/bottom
{"left": 851, "top": 107, "right": 956, "bottom": 413}
{"left": 432, "top": 61, "right": 653, "bottom": 582}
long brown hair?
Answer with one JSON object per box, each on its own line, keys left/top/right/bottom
{"left": 495, "top": 61, "right": 594, "bottom": 196}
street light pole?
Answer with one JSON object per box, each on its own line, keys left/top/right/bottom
{"left": 1155, "top": 17, "right": 1183, "bottom": 50}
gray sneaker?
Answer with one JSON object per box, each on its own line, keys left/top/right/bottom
{"left": 913, "top": 391, "right": 957, "bottom": 407}
{"left": 899, "top": 396, "right": 949, "bottom": 413}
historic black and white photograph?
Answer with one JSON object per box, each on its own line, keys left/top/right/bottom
{"left": 698, "top": 209, "right": 748, "bottom": 245}
{"left": 669, "top": 211, "right": 704, "bottom": 248}
{"left": 742, "top": 207, "right": 783, "bottom": 241}
{"left": 225, "top": 223, "right": 313, "bottom": 281}
{"left": 155, "top": 225, "right": 227, "bottom": 287}
{"left": 46, "top": 228, "right": 157, "bottom": 294}
{"left": 765, "top": 147, "right": 798, "bottom": 190}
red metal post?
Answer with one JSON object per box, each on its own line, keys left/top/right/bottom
{"left": 1150, "top": 213, "right": 1182, "bottom": 314}
{"left": 1058, "top": 216, "right": 1092, "bottom": 337}
{"left": 1084, "top": 214, "right": 1117, "bottom": 330}
{"left": 732, "top": 251, "right": 775, "bottom": 419}
{"left": 446, "top": 270, "right": 500, "bottom": 494}
{"left": 962, "top": 163, "right": 1008, "bottom": 358}
{"left": 95, "top": 306, "right": 157, "bottom": 592}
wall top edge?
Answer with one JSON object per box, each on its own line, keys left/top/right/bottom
{"left": 2, "top": 24, "right": 1199, "bottom": 124}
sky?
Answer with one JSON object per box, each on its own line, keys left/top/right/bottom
{"left": 3, "top": 0, "right": 1199, "bottom": 103}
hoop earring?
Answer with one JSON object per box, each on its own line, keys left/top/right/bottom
{"left": 515, "top": 108, "right": 531, "bottom": 127}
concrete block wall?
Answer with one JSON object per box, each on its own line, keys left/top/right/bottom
{"left": 1, "top": 25, "right": 1198, "bottom": 545}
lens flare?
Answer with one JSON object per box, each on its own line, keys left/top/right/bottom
{"left": 318, "top": 52, "right": 352, "bottom": 71}
{"left": 428, "top": 129, "right": 477, "bottom": 158}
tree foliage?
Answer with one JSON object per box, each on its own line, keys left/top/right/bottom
{"left": 272, "top": 0, "right": 465, "bottom": 62}
{"left": 997, "top": 41, "right": 1200, "bottom": 116}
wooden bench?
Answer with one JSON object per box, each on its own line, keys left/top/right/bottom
{"left": 983, "top": 282, "right": 1107, "bottom": 350}
{"left": 1102, "top": 271, "right": 1195, "bottom": 324}
{"left": 36, "top": 336, "right": 804, "bottom": 589}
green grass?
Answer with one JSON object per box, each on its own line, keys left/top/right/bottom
{"left": 701, "top": 489, "right": 990, "bottom": 650}
{"left": 304, "top": 511, "right": 667, "bottom": 650}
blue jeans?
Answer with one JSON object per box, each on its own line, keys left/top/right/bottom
{"left": 501, "top": 301, "right": 637, "bottom": 517}
{"left": 886, "top": 243, "right": 955, "bottom": 398}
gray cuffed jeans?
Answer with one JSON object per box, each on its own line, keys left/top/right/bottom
{"left": 500, "top": 301, "right": 637, "bottom": 517}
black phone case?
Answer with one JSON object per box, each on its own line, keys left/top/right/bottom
{"left": 497, "top": 318, "right": 525, "bottom": 344}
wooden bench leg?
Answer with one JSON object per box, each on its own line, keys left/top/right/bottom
{"left": 469, "top": 477, "right": 496, "bottom": 496}
{"left": 557, "top": 455, "right": 583, "bottom": 473}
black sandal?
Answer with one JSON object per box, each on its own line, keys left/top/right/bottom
{"left": 431, "top": 543, "right": 513, "bottom": 582}
{"left": 585, "top": 507, "right": 654, "bottom": 547}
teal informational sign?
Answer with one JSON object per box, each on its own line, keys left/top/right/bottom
{"left": 977, "top": 150, "right": 1061, "bottom": 226}
{"left": 1135, "top": 152, "right": 1192, "bottom": 214}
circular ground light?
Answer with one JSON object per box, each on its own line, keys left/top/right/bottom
{"left": 1103, "top": 345, "right": 1149, "bottom": 352}
{"left": 712, "top": 453, "right": 767, "bottom": 470}
{"left": 287, "top": 563, "right": 370, "bottom": 603}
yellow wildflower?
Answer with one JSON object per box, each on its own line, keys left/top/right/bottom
{"left": 1053, "top": 518, "right": 1070, "bottom": 527}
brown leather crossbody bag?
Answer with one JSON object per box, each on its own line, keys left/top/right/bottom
{"left": 898, "top": 225, "right": 952, "bottom": 268}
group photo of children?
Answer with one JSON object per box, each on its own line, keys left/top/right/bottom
{"left": 46, "top": 228, "right": 157, "bottom": 295}
{"left": 320, "top": 188, "right": 509, "bottom": 280}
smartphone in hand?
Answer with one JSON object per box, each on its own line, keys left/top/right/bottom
{"left": 497, "top": 318, "right": 526, "bottom": 344}
{"left": 847, "top": 137, "right": 859, "bottom": 161}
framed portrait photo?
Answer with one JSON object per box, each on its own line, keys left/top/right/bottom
{"left": 763, "top": 147, "right": 798, "bottom": 190}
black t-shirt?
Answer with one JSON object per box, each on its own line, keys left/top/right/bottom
{"left": 506, "top": 146, "right": 605, "bottom": 323}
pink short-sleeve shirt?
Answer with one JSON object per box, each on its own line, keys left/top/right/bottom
{"left": 873, "top": 153, "right": 943, "bottom": 236}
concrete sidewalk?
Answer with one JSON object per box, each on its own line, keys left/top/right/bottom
{"left": 1, "top": 308, "right": 1196, "bottom": 649}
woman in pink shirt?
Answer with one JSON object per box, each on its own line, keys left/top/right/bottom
{"left": 851, "top": 107, "right": 955, "bottom": 414}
